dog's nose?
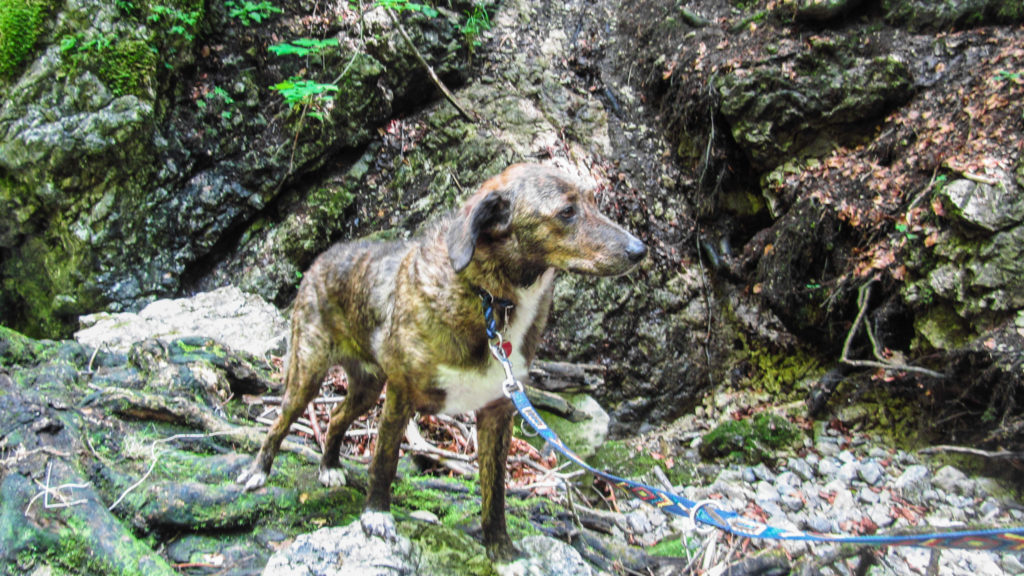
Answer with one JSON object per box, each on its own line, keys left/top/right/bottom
{"left": 626, "top": 237, "right": 647, "bottom": 263}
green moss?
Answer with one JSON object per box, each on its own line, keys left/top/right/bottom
{"left": 0, "top": 324, "right": 35, "bottom": 365}
{"left": 60, "top": 34, "right": 158, "bottom": 98}
{"left": 1, "top": 204, "right": 106, "bottom": 338}
{"left": 0, "top": 0, "right": 49, "bottom": 78}
{"left": 740, "top": 337, "right": 821, "bottom": 398}
{"left": 699, "top": 413, "right": 801, "bottom": 464}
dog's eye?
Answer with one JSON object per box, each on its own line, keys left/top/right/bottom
{"left": 558, "top": 205, "right": 577, "bottom": 223}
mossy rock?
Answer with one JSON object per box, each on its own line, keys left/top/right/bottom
{"left": 0, "top": 0, "right": 50, "bottom": 79}
{"left": 699, "top": 413, "right": 802, "bottom": 464}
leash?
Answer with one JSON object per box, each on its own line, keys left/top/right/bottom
{"left": 477, "top": 294, "right": 1024, "bottom": 552}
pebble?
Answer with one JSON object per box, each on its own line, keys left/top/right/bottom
{"left": 837, "top": 461, "right": 861, "bottom": 485}
{"left": 613, "top": 424, "right": 1018, "bottom": 576}
{"left": 788, "top": 457, "right": 814, "bottom": 482}
{"left": 859, "top": 459, "right": 885, "bottom": 486}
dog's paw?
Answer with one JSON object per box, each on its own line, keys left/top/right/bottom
{"left": 236, "top": 466, "right": 267, "bottom": 492}
{"left": 318, "top": 466, "right": 347, "bottom": 488}
{"left": 360, "top": 510, "right": 399, "bottom": 543}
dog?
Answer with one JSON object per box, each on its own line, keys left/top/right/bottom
{"left": 237, "top": 163, "right": 646, "bottom": 561}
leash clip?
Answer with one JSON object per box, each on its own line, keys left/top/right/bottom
{"left": 489, "top": 338, "right": 523, "bottom": 398}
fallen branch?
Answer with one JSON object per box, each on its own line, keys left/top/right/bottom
{"left": 841, "top": 279, "right": 945, "bottom": 379}
{"left": 403, "top": 420, "right": 476, "bottom": 476}
{"left": 918, "top": 445, "right": 1024, "bottom": 460}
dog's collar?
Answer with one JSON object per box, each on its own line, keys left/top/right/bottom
{"left": 474, "top": 287, "right": 514, "bottom": 340}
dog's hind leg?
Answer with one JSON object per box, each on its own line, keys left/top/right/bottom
{"left": 477, "top": 398, "right": 519, "bottom": 561}
{"left": 237, "top": 329, "right": 330, "bottom": 491}
{"left": 318, "top": 361, "right": 385, "bottom": 487}
{"left": 360, "top": 378, "right": 415, "bottom": 542}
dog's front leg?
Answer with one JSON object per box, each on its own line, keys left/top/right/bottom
{"left": 361, "top": 381, "right": 415, "bottom": 542}
{"left": 477, "top": 398, "right": 519, "bottom": 562}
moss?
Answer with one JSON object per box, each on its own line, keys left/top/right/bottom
{"left": 403, "top": 523, "right": 497, "bottom": 576}
{"left": 0, "top": 324, "right": 36, "bottom": 365}
{"left": 0, "top": 0, "right": 49, "bottom": 79}
{"left": 743, "top": 340, "right": 821, "bottom": 397}
{"left": 2, "top": 223, "right": 102, "bottom": 338}
{"left": 699, "top": 413, "right": 801, "bottom": 464}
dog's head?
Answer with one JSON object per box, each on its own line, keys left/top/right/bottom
{"left": 447, "top": 164, "right": 646, "bottom": 281}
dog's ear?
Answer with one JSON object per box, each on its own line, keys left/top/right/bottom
{"left": 447, "top": 190, "right": 512, "bottom": 272}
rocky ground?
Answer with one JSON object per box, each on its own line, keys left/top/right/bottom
{"left": 3, "top": 287, "right": 1024, "bottom": 575}
{"left": 2, "top": 0, "right": 1024, "bottom": 574}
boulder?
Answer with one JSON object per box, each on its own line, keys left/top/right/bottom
{"left": 75, "top": 285, "right": 287, "bottom": 358}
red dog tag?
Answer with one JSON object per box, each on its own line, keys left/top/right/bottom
{"left": 501, "top": 341, "right": 513, "bottom": 357}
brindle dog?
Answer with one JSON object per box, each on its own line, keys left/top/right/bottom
{"left": 237, "top": 163, "right": 646, "bottom": 561}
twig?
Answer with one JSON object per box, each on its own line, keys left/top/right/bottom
{"left": 919, "top": 445, "right": 1024, "bottom": 460}
{"left": 961, "top": 171, "right": 998, "bottom": 186}
{"left": 387, "top": 9, "right": 477, "bottom": 123}
{"left": 107, "top": 431, "right": 238, "bottom": 512}
{"left": 841, "top": 279, "right": 945, "bottom": 379}
{"left": 259, "top": 396, "right": 347, "bottom": 406}
{"left": 26, "top": 462, "right": 91, "bottom": 514}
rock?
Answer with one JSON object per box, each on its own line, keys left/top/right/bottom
{"left": 788, "top": 457, "right": 815, "bottom": 482}
{"left": 263, "top": 523, "right": 420, "bottom": 575}
{"left": 716, "top": 50, "right": 912, "bottom": 172}
{"left": 883, "top": 0, "right": 1024, "bottom": 31}
{"left": 794, "top": 0, "right": 865, "bottom": 21}
{"left": 932, "top": 465, "right": 970, "bottom": 495}
{"left": 859, "top": 460, "right": 886, "bottom": 486}
{"left": 535, "top": 393, "right": 609, "bottom": 458}
{"left": 894, "top": 465, "right": 932, "bottom": 505}
{"left": 497, "top": 536, "right": 593, "bottom": 576}
{"left": 76, "top": 286, "right": 288, "bottom": 358}
{"left": 939, "top": 173, "right": 1024, "bottom": 233}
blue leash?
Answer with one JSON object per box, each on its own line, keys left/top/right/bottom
{"left": 478, "top": 294, "right": 1024, "bottom": 552}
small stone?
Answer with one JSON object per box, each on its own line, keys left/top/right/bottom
{"left": 751, "top": 463, "right": 776, "bottom": 482}
{"left": 756, "top": 481, "right": 780, "bottom": 503}
{"left": 837, "top": 461, "right": 860, "bottom": 485}
{"left": 933, "top": 465, "right": 970, "bottom": 495}
{"left": 742, "top": 467, "right": 757, "bottom": 483}
{"left": 817, "top": 457, "right": 841, "bottom": 479}
{"left": 858, "top": 486, "right": 880, "bottom": 504}
{"left": 858, "top": 460, "right": 885, "bottom": 486}
{"left": 981, "top": 498, "right": 1001, "bottom": 520}
{"left": 894, "top": 465, "right": 931, "bottom": 504}
{"left": 837, "top": 450, "right": 857, "bottom": 464}
{"left": 806, "top": 515, "right": 832, "bottom": 533}
{"left": 1001, "top": 553, "right": 1024, "bottom": 574}
{"left": 781, "top": 493, "right": 804, "bottom": 512}
{"left": 788, "top": 458, "right": 815, "bottom": 482}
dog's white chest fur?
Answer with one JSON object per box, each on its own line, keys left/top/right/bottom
{"left": 434, "top": 269, "right": 554, "bottom": 415}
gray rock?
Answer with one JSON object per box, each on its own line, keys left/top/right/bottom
{"left": 858, "top": 486, "right": 880, "bottom": 504}
{"left": 939, "top": 173, "right": 1024, "bottom": 233}
{"left": 837, "top": 461, "right": 861, "bottom": 485}
{"left": 775, "top": 471, "right": 802, "bottom": 490}
{"left": 76, "top": 286, "right": 288, "bottom": 358}
{"left": 788, "top": 457, "right": 815, "bottom": 482}
{"left": 499, "top": 536, "right": 593, "bottom": 576}
{"left": 859, "top": 460, "right": 886, "bottom": 486}
{"left": 932, "top": 465, "right": 970, "bottom": 495}
{"left": 817, "top": 457, "right": 841, "bottom": 479}
{"left": 894, "top": 465, "right": 931, "bottom": 504}
{"left": 263, "top": 523, "right": 420, "bottom": 576}
{"left": 751, "top": 463, "right": 776, "bottom": 482}
{"left": 756, "top": 481, "right": 780, "bottom": 503}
